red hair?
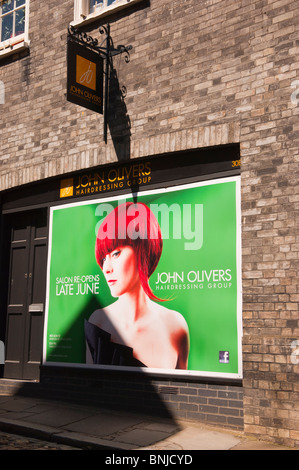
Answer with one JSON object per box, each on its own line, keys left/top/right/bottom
{"left": 95, "top": 202, "right": 163, "bottom": 301}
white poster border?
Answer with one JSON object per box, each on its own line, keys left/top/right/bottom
{"left": 43, "top": 176, "right": 243, "bottom": 380}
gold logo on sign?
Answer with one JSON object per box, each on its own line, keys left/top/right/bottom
{"left": 60, "top": 178, "right": 74, "bottom": 198}
{"left": 76, "top": 55, "right": 96, "bottom": 91}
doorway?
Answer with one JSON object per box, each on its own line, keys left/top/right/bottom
{"left": 3, "top": 209, "right": 48, "bottom": 380}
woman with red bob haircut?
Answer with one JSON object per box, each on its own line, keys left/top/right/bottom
{"left": 95, "top": 202, "right": 163, "bottom": 302}
{"left": 85, "top": 201, "right": 190, "bottom": 370}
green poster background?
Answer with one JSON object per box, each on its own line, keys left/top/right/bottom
{"left": 44, "top": 178, "right": 241, "bottom": 377}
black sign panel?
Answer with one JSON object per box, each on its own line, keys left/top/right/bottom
{"left": 59, "top": 145, "right": 241, "bottom": 199}
{"left": 1, "top": 145, "right": 240, "bottom": 211}
{"left": 67, "top": 40, "right": 103, "bottom": 114}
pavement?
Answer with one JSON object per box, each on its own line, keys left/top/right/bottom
{"left": 0, "top": 394, "right": 296, "bottom": 451}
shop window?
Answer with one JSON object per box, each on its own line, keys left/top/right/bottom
{"left": 73, "top": 0, "right": 142, "bottom": 26}
{"left": 0, "top": 0, "right": 29, "bottom": 58}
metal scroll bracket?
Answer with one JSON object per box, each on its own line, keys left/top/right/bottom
{"left": 67, "top": 24, "right": 132, "bottom": 143}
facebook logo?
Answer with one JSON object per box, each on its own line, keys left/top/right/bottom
{"left": 219, "top": 351, "right": 229, "bottom": 364}
{"left": 0, "top": 341, "right": 4, "bottom": 365}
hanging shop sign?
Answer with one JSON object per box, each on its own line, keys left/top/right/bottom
{"left": 67, "top": 39, "right": 104, "bottom": 114}
{"left": 66, "top": 25, "right": 132, "bottom": 142}
{"left": 43, "top": 176, "right": 242, "bottom": 379}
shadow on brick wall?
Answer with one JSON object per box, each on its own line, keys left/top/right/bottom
{"left": 107, "top": 64, "right": 131, "bottom": 162}
{"left": 8, "top": 296, "right": 178, "bottom": 422}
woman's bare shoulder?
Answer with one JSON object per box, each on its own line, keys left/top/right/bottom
{"left": 155, "top": 303, "right": 189, "bottom": 334}
{"left": 88, "top": 308, "right": 104, "bottom": 325}
{"left": 88, "top": 304, "right": 115, "bottom": 328}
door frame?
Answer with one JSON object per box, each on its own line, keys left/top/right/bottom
{"left": 0, "top": 207, "right": 49, "bottom": 380}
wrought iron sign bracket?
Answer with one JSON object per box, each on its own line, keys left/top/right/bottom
{"left": 67, "top": 24, "right": 132, "bottom": 143}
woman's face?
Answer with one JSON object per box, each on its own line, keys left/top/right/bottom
{"left": 102, "top": 246, "right": 140, "bottom": 297}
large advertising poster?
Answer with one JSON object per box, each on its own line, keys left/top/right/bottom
{"left": 44, "top": 177, "right": 242, "bottom": 378}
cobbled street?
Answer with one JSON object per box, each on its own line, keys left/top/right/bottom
{"left": 0, "top": 431, "right": 79, "bottom": 450}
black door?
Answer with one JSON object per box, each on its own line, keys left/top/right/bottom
{"left": 4, "top": 209, "right": 48, "bottom": 380}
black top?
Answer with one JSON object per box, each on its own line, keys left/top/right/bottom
{"left": 84, "top": 320, "right": 146, "bottom": 368}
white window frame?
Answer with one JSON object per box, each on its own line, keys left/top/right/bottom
{"left": 72, "top": 0, "right": 143, "bottom": 27}
{"left": 0, "top": 0, "right": 30, "bottom": 58}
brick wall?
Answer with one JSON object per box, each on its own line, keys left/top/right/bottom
{"left": 38, "top": 368, "right": 244, "bottom": 430}
{"left": 0, "top": 371, "right": 244, "bottom": 431}
{"left": 0, "top": 0, "right": 298, "bottom": 447}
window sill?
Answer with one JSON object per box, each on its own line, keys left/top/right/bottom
{"left": 71, "top": 0, "right": 143, "bottom": 28}
{"left": 0, "top": 39, "right": 30, "bottom": 59}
